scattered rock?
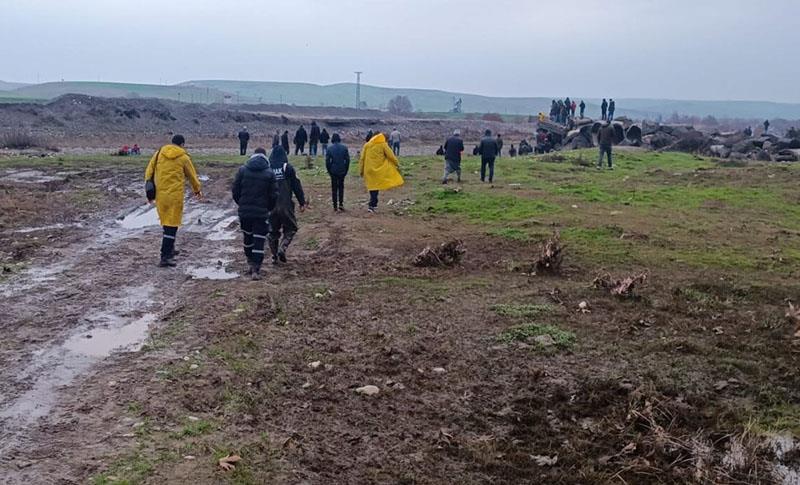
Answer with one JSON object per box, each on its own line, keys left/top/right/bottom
{"left": 431, "top": 367, "right": 446, "bottom": 373}
{"left": 578, "top": 301, "right": 590, "bottom": 313}
{"left": 355, "top": 385, "right": 380, "bottom": 396}
{"left": 308, "top": 361, "right": 322, "bottom": 369}
{"left": 531, "top": 455, "right": 558, "bottom": 466}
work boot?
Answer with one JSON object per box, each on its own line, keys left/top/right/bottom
{"left": 272, "top": 255, "right": 279, "bottom": 265}
{"left": 251, "top": 267, "right": 262, "bottom": 281}
{"left": 278, "top": 250, "right": 287, "bottom": 263}
{"left": 158, "top": 257, "right": 176, "bottom": 268}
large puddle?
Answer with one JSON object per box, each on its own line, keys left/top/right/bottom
{"left": 0, "top": 169, "right": 77, "bottom": 185}
{"left": 0, "top": 284, "right": 158, "bottom": 454}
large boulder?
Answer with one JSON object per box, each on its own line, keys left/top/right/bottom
{"left": 755, "top": 149, "right": 772, "bottom": 161}
{"left": 732, "top": 139, "right": 758, "bottom": 154}
{"left": 645, "top": 132, "right": 677, "bottom": 149}
{"left": 709, "top": 144, "right": 732, "bottom": 158}
{"left": 668, "top": 130, "right": 711, "bottom": 153}
{"left": 775, "top": 149, "right": 799, "bottom": 162}
{"left": 774, "top": 138, "right": 800, "bottom": 150}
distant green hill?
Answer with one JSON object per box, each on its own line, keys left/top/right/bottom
{"left": 3, "top": 79, "right": 800, "bottom": 120}
{"left": 0, "top": 81, "right": 31, "bottom": 91}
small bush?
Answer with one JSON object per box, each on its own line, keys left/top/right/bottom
{"left": 491, "top": 304, "right": 557, "bottom": 318}
{"left": 498, "top": 323, "right": 576, "bottom": 348}
{"left": 0, "top": 130, "right": 49, "bottom": 149}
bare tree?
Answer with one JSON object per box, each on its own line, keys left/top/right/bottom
{"left": 387, "top": 95, "right": 413, "bottom": 114}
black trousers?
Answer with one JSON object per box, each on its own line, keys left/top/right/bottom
{"left": 369, "top": 190, "right": 379, "bottom": 208}
{"left": 160, "top": 226, "right": 178, "bottom": 258}
{"left": 240, "top": 141, "right": 248, "bottom": 155}
{"left": 330, "top": 174, "right": 345, "bottom": 208}
{"left": 268, "top": 206, "right": 298, "bottom": 256}
{"left": 294, "top": 143, "right": 305, "bottom": 155}
{"left": 481, "top": 158, "right": 495, "bottom": 182}
{"left": 240, "top": 217, "right": 268, "bottom": 267}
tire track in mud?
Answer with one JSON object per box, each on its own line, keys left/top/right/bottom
{"left": 0, "top": 198, "right": 239, "bottom": 472}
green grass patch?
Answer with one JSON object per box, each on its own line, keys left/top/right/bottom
{"left": 416, "top": 189, "right": 559, "bottom": 223}
{"left": 487, "top": 227, "right": 530, "bottom": 241}
{"left": 173, "top": 418, "right": 214, "bottom": 438}
{"left": 498, "top": 323, "right": 576, "bottom": 348}
{"left": 491, "top": 304, "right": 558, "bottom": 319}
{"left": 90, "top": 451, "right": 155, "bottom": 485}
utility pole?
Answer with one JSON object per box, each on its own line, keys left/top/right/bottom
{"left": 354, "top": 71, "right": 362, "bottom": 110}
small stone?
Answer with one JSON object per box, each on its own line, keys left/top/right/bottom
{"left": 712, "top": 326, "right": 724, "bottom": 335}
{"left": 302, "top": 382, "right": 312, "bottom": 389}
{"left": 308, "top": 361, "right": 322, "bottom": 369}
{"left": 189, "top": 364, "right": 199, "bottom": 370}
{"left": 132, "top": 422, "right": 145, "bottom": 428}
{"left": 108, "top": 381, "right": 117, "bottom": 387}
{"left": 183, "top": 455, "right": 195, "bottom": 460}
{"left": 324, "top": 364, "right": 334, "bottom": 371}
{"left": 187, "top": 416, "right": 200, "bottom": 422}
{"left": 355, "top": 385, "right": 380, "bottom": 396}
{"left": 314, "top": 293, "right": 324, "bottom": 299}
{"left": 183, "top": 356, "right": 190, "bottom": 361}
{"left": 431, "top": 367, "right": 446, "bottom": 373}
{"left": 532, "top": 334, "right": 556, "bottom": 347}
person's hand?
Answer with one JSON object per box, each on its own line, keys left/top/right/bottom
{"left": 300, "top": 203, "right": 308, "bottom": 213}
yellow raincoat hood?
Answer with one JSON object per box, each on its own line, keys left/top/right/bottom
{"left": 359, "top": 134, "right": 404, "bottom": 192}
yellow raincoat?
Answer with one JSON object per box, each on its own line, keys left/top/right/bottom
{"left": 359, "top": 133, "right": 404, "bottom": 191}
{"left": 144, "top": 144, "right": 202, "bottom": 227}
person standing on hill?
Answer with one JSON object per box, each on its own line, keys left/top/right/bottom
{"left": 238, "top": 126, "right": 250, "bottom": 155}
{"left": 764, "top": 119, "right": 770, "bottom": 133}
{"left": 608, "top": 99, "right": 616, "bottom": 121}
{"left": 309, "top": 121, "right": 321, "bottom": 156}
{"left": 359, "top": 131, "right": 403, "bottom": 212}
{"left": 267, "top": 146, "right": 308, "bottom": 264}
{"left": 601, "top": 99, "right": 608, "bottom": 121}
{"left": 496, "top": 133, "right": 504, "bottom": 158}
{"left": 389, "top": 127, "right": 401, "bottom": 156}
{"left": 325, "top": 133, "right": 350, "bottom": 212}
{"left": 478, "top": 129, "right": 499, "bottom": 183}
{"left": 294, "top": 125, "right": 308, "bottom": 155}
{"left": 579, "top": 100, "right": 586, "bottom": 118}
{"left": 597, "top": 121, "right": 615, "bottom": 170}
{"left": 144, "top": 134, "right": 203, "bottom": 267}
{"left": 571, "top": 100, "right": 577, "bottom": 117}
{"left": 272, "top": 130, "right": 280, "bottom": 148}
{"left": 231, "top": 147, "right": 278, "bottom": 280}
{"left": 442, "top": 130, "right": 465, "bottom": 184}
{"left": 319, "top": 128, "right": 330, "bottom": 157}
{"left": 281, "top": 130, "right": 290, "bottom": 154}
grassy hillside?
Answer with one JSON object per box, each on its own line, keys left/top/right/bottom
{"left": 0, "top": 81, "right": 31, "bottom": 91}
{"left": 3, "top": 79, "right": 800, "bottom": 120}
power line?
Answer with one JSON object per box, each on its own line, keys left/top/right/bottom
{"left": 354, "top": 71, "right": 362, "bottom": 110}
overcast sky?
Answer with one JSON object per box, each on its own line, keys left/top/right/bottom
{"left": 2, "top": 0, "right": 799, "bottom": 103}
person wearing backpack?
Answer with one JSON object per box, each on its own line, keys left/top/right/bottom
{"left": 267, "top": 146, "right": 308, "bottom": 264}
{"left": 232, "top": 147, "right": 278, "bottom": 280}
{"left": 144, "top": 134, "right": 203, "bottom": 267}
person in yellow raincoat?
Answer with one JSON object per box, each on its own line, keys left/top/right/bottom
{"left": 359, "top": 132, "right": 403, "bottom": 212}
{"left": 144, "top": 135, "right": 203, "bottom": 267}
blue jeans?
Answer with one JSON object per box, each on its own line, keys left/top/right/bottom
{"left": 321, "top": 143, "right": 328, "bottom": 157}
{"left": 392, "top": 142, "right": 400, "bottom": 156}
{"left": 309, "top": 143, "right": 318, "bottom": 156}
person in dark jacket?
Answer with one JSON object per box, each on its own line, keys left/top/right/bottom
{"left": 325, "top": 133, "right": 350, "bottom": 211}
{"left": 293, "top": 125, "right": 308, "bottom": 155}
{"left": 763, "top": 119, "right": 770, "bottom": 133}
{"left": 308, "top": 121, "right": 321, "bottom": 156}
{"left": 319, "top": 128, "right": 330, "bottom": 157}
{"left": 509, "top": 145, "right": 517, "bottom": 157}
{"left": 231, "top": 147, "right": 278, "bottom": 280}
{"left": 272, "top": 130, "right": 280, "bottom": 148}
{"left": 238, "top": 127, "right": 250, "bottom": 155}
{"left": 597, "top": 121, "right": 615, "bottom": 169}
{"left": 281, "top": 130, "right": 290, "bottom": 153}
{"left": 579, "top": 100, "right": 586, "bottom": 118}
{"left": 478, "top": 129, "right": 499, "bottom": 183}
{"left": 496, "top": 134, "right": 503, "bottom": 158}
{"left": 601, "top": 99, "right": 608, "bottom": 121}
{"left": 268, "top": 146, "right": 307, "bottom": 264}
{"left": 608, "top": 99, "right": 616, "bottom": 121}
{"left": 365, "top": 129, "right": 374, "bottom": 142}
{"left": 442, "top": 130, "right": 465, "bottom": 184}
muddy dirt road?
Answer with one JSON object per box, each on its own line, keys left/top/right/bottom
{"left": 1, "top": 155, "right": 799, "bottom": 484}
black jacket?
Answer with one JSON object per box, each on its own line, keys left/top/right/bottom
{"left": 496, "top": 136, "right": 504, "bottom": 150}
{"left": 281, "top": 132, "right": 290, "bottom": 152}
{"left": 444, "top": 136, "right": 464, "bottom": 163}
{"left": 325, "top": 142, "right": 350, "bottom": 176}
{"left": 238, "top": 130, "right": 250, "bottom": 143}
{"left": 319, "top": 130, "right": 330, "bottom": 144}
{"left": 269, "top": 146, "right": 306, "bottom": 209}
{"left": 309, "top": 124, "right": 321, "bottom": 144}
{"left": 232, "top": 154, "right": 278, "bottom": 219}
{"left": 294, "top": 127, "right": 308, "bottom": 145}
{"left": 478, "top": 136, "right": 499, "bottom": 161}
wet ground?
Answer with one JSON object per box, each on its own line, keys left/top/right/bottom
{"left": 0, "top": 156, "right": 799, "bottom": 484}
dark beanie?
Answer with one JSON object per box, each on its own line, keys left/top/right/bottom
{"left": 484, "top": 129, "right": 492, "bottom": 136}
{"left": 331, "top": 133, "right": 341, "bottom": 143}
{"left": 171, "top": 134, "right": 185, "bottom": 146}
{"left": 254, "top": 147, "right": 267, "bottom": 155}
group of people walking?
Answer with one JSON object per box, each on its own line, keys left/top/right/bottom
{"left": 145, "top": 130, "right": 404, "bottom": 279}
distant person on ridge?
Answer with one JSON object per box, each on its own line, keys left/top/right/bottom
{"left": 389, "top": 128, "right": 401, "bottom": 156}
{"left": 571, "top": 100, "right": 577, "bottom": 117}
{"left": 597, "top": 121, "right": 615, "bottom": 170}
{"left": 579, "top": 100, "right": 586, "bottom": 118}
{"left": 238, "top": 126, "right": 250, "bottom": 155}
{"left": 478, "top": 129, "right": 499, "bottom": 183}
{"left": 231, "top": 147, "right": 278, "bottom": 280}
{"left": 325, "top": 133, "right": 350, "bottom": 212}
{"left": 601, "top": 99, "right": 608, "bottom": 121}
{"left": 272, "top": 130, "right": 280, "bottom": 148}
{"left": 359, "top": 131, "right": 403, "bottom": 212}
{"left": 144, "top": 134, "right": 203, "bottom": 267}
{"left": 309, "top": 121, "right": 321, "bottom": 156}
{"left": 281, "top": 130, "right": 290, "bottom": 154}
{"left": 496, "top": 133, "right": 503, "bottom": 158}
{"left": 608, "top": 99, "right": 616, "bottom": 121}
{"left": 319, "top": 128, "right": 330, "bottom": 157}
{"left": 764, "top": 119, "right": 770, "bottom": 133}
{"left": 442, "top": 130, "right": 465, "bottom": 184}
{"left": 293, "top": 125, "right": 308, "bottom": 155}
{"left": 268, "top": 145, "right": 308, "bottom": 264}
{"left": 509, "top": 144, "right": 517, "bottom": 157}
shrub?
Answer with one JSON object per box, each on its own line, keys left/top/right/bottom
{"left": 482, "top": 113, "right": 504, "bottom": 122}
{"left": 0, "top": 130, "right": 53, "bottom": 150}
